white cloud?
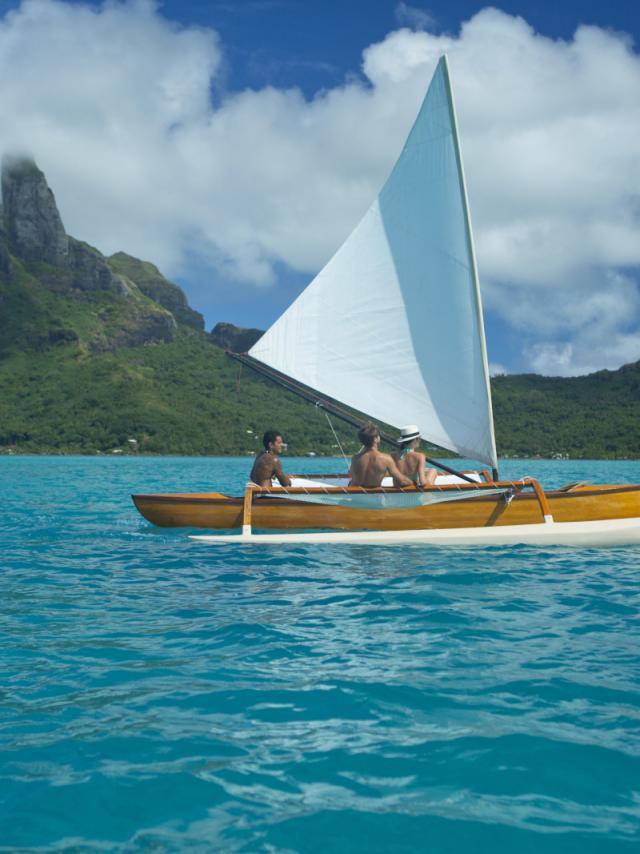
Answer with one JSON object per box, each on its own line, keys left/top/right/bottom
{"left": 524, "top": 272, "right": 640, "bottom": 375}
{"left": 0, "top": 1, "right": 639, "bottom": 375}
{"left": 394, "top": 3, "right": 436, "bottom": 33}
{"left": 527, "top": 333, "right": 640, "bottom": 377}
{"left": 489, "top": 363, "right": 508, "bottom": 377}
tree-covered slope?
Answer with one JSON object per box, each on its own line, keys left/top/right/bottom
{"left": 491, "top": 363, "right": 640, "bottom": 458}
{"left": 0, "top": 336, "right": 360, "bottom": 454}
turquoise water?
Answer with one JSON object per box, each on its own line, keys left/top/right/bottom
{"left": 1, "top": 456, "right": 639, "bottom": 852}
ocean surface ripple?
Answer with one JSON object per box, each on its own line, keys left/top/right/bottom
{"left": 1, "top": 457, "right": 639, "bottom": 852}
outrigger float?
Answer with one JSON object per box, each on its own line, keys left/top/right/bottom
{"left": 132, "top": 56, "right": 640, "bottom": 547}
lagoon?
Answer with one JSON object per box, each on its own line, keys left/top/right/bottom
{"left": 1, "top": 457, "right": 639, "bottom": 851}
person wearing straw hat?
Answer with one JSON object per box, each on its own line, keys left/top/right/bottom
{"left": 393, "top": 425, "right": 438, "bottom": 487}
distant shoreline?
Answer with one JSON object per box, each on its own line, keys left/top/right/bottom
{"left": 1, "top": 451, "right": 639, "bottom": 462}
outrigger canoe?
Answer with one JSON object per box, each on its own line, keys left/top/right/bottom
{"left": 132, "top": 57, "right": 640, "bottom": 547}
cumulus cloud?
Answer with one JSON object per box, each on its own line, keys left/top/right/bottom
{"left": 0, "top": 1, "right": 639, "bottom": 375}
{"left": 523, "top": 272, "right": 640, "bottom": 375}
{"left": 394, "top": 3, "right": 436, "bottom": 32}
{"left": 489, "top": 363, "right": 508, "bottom": 377}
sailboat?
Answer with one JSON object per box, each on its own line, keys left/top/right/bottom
{"left": 132, "top": 57, "right": 640, "bottom": 546}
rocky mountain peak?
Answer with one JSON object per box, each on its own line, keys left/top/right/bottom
{"left": 1, "top": 154, "right": 69, "bottom": 266}
{"left": 0, "top": 156, "right": 187, "bottom": 352}
{"left": 210, "top": 322, "right": 263, "bottom": 352}
{"left": 108, "top": 252, "right": 204, "bottom": 331}
{"left": 0, "top": 200, "right": 9, "bottom": 275}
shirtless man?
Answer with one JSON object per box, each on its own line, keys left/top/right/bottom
{"left": 250, "top": 430, "right": 292, "bottom": 488}
{"left": 349, "top": 422, "right": 412, "bottom": 488}
{"left": 392, "top": 424, "right": 438, "bottom": 487}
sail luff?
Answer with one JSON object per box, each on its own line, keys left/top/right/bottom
{"left": 441, "top": 55, "right": 498, "bottom": 471}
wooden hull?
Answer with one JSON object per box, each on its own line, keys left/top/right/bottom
{"left": 132, "top": 484, "right": 640, "bottom": 531}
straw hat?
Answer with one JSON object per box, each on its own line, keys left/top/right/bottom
{"left": 399, "top": 424, "right": 420, "bottom": 444}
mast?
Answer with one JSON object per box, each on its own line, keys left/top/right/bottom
{"left": 442, "top": 55, "right": 499, "bottom": 478}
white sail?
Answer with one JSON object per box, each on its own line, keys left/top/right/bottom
{"left": 250, "top": 56, "right": 498, "bottom": 468}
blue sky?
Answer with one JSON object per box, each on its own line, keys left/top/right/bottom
{"left": 0, "top": 0, "right": 638, "bottom": 375}
{"left": 158, "top": 1, "right": 640, "bottom": 94}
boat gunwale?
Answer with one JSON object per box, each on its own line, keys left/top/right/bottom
{"left": 132, "top": 482, "right": 640, "bottom": 506}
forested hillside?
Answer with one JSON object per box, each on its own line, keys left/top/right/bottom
{"left": 0, "top": 156, "right": 638, "bottom": 459}
{"left": 491, "top": 364, "right": 640, "bottom": 458}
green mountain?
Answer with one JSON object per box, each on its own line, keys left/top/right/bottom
{"left": 0, "top": 156, "right": 638, "bottom": 459}
{"left": 492, "top": 365, "right": 640, "bottom": 459}
{"left": 0, "top": 156, "right": 359, "bottom": 456}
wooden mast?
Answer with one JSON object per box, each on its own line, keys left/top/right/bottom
{"left": 442, "top": 54, "right": 499, "bottom": 480}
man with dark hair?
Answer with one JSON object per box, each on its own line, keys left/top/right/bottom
{"left": 349, "top": 422, "right": 412, "bottom": 488}
{"left": 250, "top": 430, "right": 292, "bottom": 488}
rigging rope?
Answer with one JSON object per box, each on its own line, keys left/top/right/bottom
{"left": 320, "top": 406, "right": 349, "bottom": 465}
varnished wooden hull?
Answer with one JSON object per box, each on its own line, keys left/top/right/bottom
{"left": 132, "top": 484, "right": 640, "bottom": 531}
